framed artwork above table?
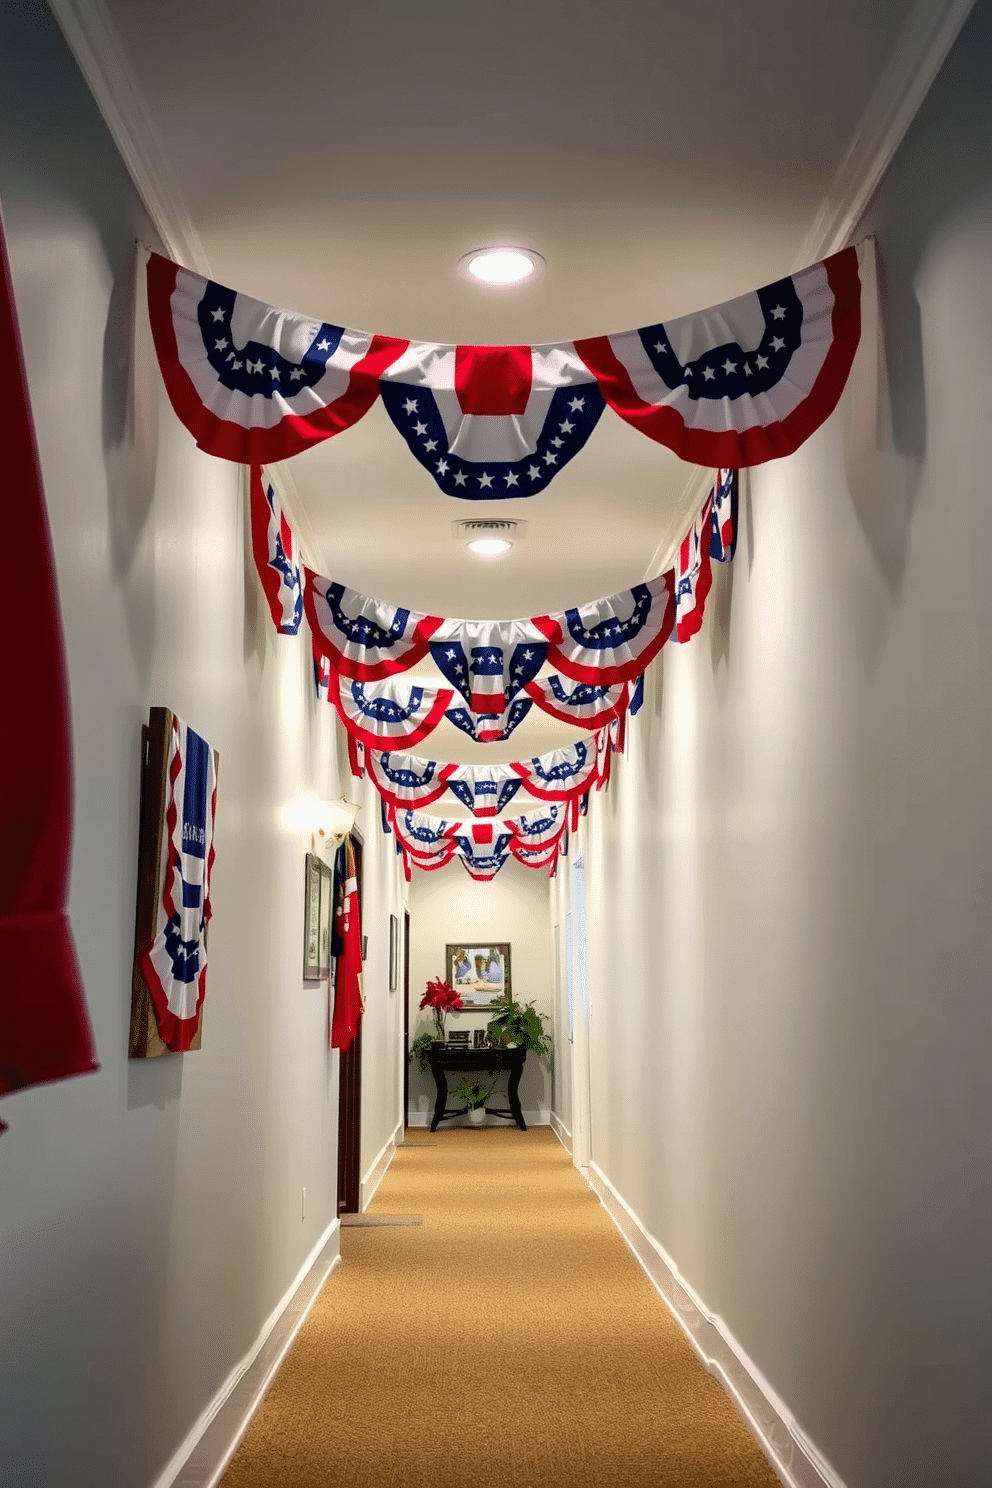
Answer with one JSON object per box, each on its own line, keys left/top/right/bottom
{"left": 446, "top": 942, "right": 511, "bottom": 1010}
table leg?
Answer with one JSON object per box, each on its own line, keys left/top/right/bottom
{"left": 430, "top": 1065, "right": 448, "bottom": 1132}
{"left": 506, "top": 1060, "right": 527, "bottom": 1131}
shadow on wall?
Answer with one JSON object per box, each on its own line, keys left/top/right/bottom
{"left": 843, "top": 240, "right": 918, "bottom": 601}
{"left": 103, "top": 243, "right": 159, "bottom": 689}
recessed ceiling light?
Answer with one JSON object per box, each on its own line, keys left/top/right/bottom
{"left": 454, "top": 519, "right": 525, "bottom": 558}
{"left": 458, "top": 246, "right": 544, "bottom": 287}
{"left": 467, "top": 536, "right": 513, "bottom": 556}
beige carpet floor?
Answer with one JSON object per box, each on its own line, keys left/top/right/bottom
{"left": 221, "top": 1127, "right": 780, "bottom": 1488}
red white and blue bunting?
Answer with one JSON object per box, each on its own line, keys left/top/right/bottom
{"left": 307, "top": 568, "right": 672, "bottom": 701}
{"left": 331, "top": 672, "right": 455, "bottom": 750}
{"left": 246, "top": 464, "right": 740, "bottom": 877}
{"left": 149, "top": 248, "right": 862, "bottom": 483}
{"left": 249, "top": 465, "right": 302, "bottom": 635}
{"left": 379, "top": 342, "right": 604, "bottom": 497}
{"left": 390, "top": 803, "right": 569, "bottom": 881}
{"left": 146, "top": 254, "right": 405, "bottom": 464}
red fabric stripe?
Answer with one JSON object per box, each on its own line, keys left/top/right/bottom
{"left": 248, "top": 464, "right": 288, "bottom": 631}
{"left": 146, "top": 253, "right": 407, "bottom": 463}
{"left": 574, "top": 247, "right": 861, "bottom": 468}
{"left": 0, "top": 203, "right": 97, "bottom": 1122}
{"left": 523, "top": 678, "right": 629, "bottom": 731}
{"left": 676, "top": 501, "right": 714, "bottom": 644}
{"left": 455, "top": 344, "right": 532, "bottom": 415}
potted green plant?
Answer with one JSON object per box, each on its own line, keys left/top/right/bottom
{"left": 485, "top": 997, "right": 553, "bottom": 1057}
{"left": 407, "top": 1029, "right": 435, "bottom": 1075}
{"left": 452, "top": 1075, "right": 498, "bottom": 1125}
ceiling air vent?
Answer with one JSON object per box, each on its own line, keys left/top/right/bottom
{"left": 452, "top": 519, "right": 527, "bottom": 541}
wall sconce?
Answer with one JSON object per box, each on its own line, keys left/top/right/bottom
{"left": 281, "top": 794, "right": 359, "bottom": 853}
{"left": 316, "top": 797, "right": 360, "bottom": 851}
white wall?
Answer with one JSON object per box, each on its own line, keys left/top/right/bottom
{"left": 407, "top": 856, "right": 553, "bottom": 1124}
{"left": 0, "top": 8, "right": 403, "bottom": 1485}
{"left": 551, "top": 10, "right": 992, "bottom": 1486}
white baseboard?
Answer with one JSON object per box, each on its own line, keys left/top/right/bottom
{"left": 549, "top": 1110, "right": 572, "bottom": 1153}
{"left": 581, "top": 1161, "right": 848, "bottom": 1488}
{"left": 150, "top": 1217, "right": 341, "bottom": 1488}
{"left": 361, "top": 1122, "right": 402, "bottom": 1210}
{"left": 405, "top": 1109, "right": 549, "bottom": 1128}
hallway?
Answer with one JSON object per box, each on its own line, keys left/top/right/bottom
{"left": 221, "top": 1129, "right": 778, "bottom": 1488}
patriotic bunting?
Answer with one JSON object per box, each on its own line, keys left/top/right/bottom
{"left": 510, "top": 738, "right": 601, "bottom": 802}
{"left": 331, "top": 673, "right": 455, "bottom": 750}
{"left": 139, "top": 715, "right": 218, "bottom": 1053}
{"left": 249, "top": 465, "right": 303, "bottom": 634}
{"left": 573, "top": 248, "right": 861, "bottom": 467}
{"left": 506, "top": 804, "right": 568, "bottom": 851}
{"left": 146, "top": 253, "right": 405, "bottom": 463}
{"left": 390, "top": 803, "right": 568, "bottom": 880}
{"left": 445, "top": 697, "right": 533, "bottom": 743}
{"left": 364, "top": 749, "right": 456, "bottom": 810}
{"left": 303, "top": 568, "right": 672, "bottom": 709}
{"left": 429, "top": 622, "right": 548, "bottom": 714}
{"left": 674, "top": 496, "right": 714, "bottom": 644}
{"left": 312, "top": 639, "right": 331, "bottom": 702}
{"left": 149, "top": 249, "right": 861, "bottom": 483}
{"left": 446, "top": 765, "right": 524, "bottom": 817}
{"left": 710, "top": 467, "right": 738, "bottom": 562}
{"left": 305, "top": 569, "right": 442, "bottom": 679}
{"left": 535, "top": 572, "right": 675, "bottom": 685}
{"left": 378, "top": 341, "right": 604, "bottom": 497}
{"left": 524, "top": 674, "right": 632, "bottom": 730}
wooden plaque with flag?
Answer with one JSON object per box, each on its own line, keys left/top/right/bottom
{"left": 129, "top": 708, "right": 219, "bottom": 1058}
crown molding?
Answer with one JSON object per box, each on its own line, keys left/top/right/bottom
{"left": 47, "top": 0, "right": 325, "bottom": 569}
{"left": 644, "top": 0, "right": 976, "bottom": 579}
{"left": 47, "top": 0, "right": 209, "bottom": 273}
{"left": 794, "top": 0, "right": 976, "bottom": 267}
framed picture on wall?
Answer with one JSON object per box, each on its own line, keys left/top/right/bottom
{"left": 389, "top": 914, "right": 399, "bottom": 991}
{"left": 304, "top": 852, "right": 332, "bottom": 980}
{"left": 445, "top": 942, "right": 511, "bottom": 1010}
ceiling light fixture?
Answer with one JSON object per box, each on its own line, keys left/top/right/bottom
{"left": 458, "top": 246, "right": 544, "bottom": 287}
{"left": 467, "top": 536, "right": 513, "bottom": 556}
{"left": 453, "top": 517, "right": 526, "bottom": 557}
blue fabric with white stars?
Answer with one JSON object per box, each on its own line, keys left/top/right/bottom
{"left": 430, "top": 640, "right": 548, "bottom": 704}
{"left": 378, "top": 382, "right": 605, "bottom": 499}
{"left": 640, "top": 277, "right": 802, "bottom": 398}
{"left": 198, "top": 281, "right": 344, "bottom": 398}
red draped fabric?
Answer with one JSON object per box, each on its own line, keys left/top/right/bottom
{"left": 0, "top": 202, "right": 97, "bottom": 1128}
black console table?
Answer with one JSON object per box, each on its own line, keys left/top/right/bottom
{"left": 426, "top": 1046, "right": 527, "bottom": 1132}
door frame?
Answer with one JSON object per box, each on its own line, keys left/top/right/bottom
{"left": 336, "top": 831, "right": 363, "bottom": 1215}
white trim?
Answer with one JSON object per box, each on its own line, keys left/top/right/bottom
{"left": 360, "top": 1121, "right": 402, "bottom": 1210}
{"left": 149, "top": 1217, "right": 341, "bottom": 1488}
{"left": 794, "top": 0, "right": 977, "bottom": 265}
{"left": 645, "top": 0, "right": 976, "bottom": 581}
{"left": 585, "top": 1161, "right": 848, "bottom": 1488}
{"left": 47, "top": 0, "right": 208, "bottom": 271}
{"left": 405, "top": 1110, "right": 550, "bottom": 1128}
{"left": 549, "top": 1110, "right": 572, "bottom": 1153}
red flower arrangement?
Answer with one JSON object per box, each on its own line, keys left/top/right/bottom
{"left": 419, "top": 976, "right": 464, "bottom": 1040}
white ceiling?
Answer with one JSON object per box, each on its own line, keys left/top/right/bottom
{"left": 93, "top": 0, "right": 917, "bottom": 767}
